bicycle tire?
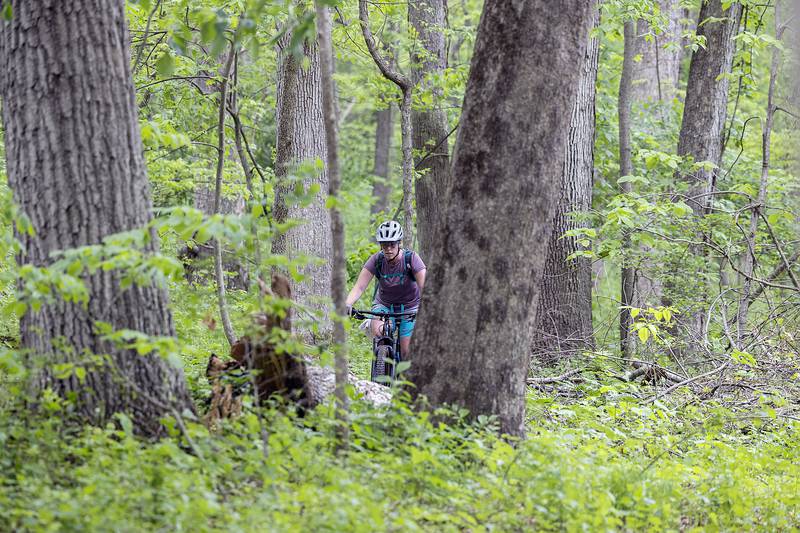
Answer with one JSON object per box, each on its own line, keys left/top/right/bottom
{"left": 372, "top": 344, "right": 393, "bottom": 383}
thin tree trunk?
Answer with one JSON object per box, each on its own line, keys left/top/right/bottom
{"left": 669, "top": 0, "right": 742, "bottom": 343}
{"left": 619, "top": 20, "right": 636, "bottom": 358}
{"left": 408, "top": 0, "right": 594, "bottom": 437}
{"left": 314, "top": 2, "right": 349, "bottom": 448}
{"left": 409, "top": 0, "right": 450, "bottom": 259}
{"left": 532, "top": 6, "right": 599, "bottom": 364}
{"left": 358, "top": 0, "right": 414, "bottom": 245}
{"left": 736, "top": 4, "right": 785, "bottom": 341}
{"left": 370, "top": 105, "right": 393, "bottom": 215}
{"left": 0, "top": 0, "right": 193, "bottom": 436}
{"left": 271, "top": 26, "right": 332, "bottom": 333}
{"left": 792, "top": 2, "right": 800, "bottom": 109}
{"left": 132, "top": 0, "right": 162, "bottom": 75}
{"left": 229, "top": 52, "right": 263, "bottom": 273}
{"left": 400, "top": 88, "right": 414, "bottom": 245}
{"left": 678, "top": 0, "right": 742, "bottom": 218}
{"left": 631, "top": 0, "right": 684, "bottom": 102}
{"left": 631, "top": 0, "right": 684, "bottom": 307}
{"left": 185, "top": 51, "right": 249, "bottom": 293}
{"left": 212, "top": 48, "right": 237, "bottom": 347}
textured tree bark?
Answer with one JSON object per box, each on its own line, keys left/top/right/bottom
{"left": 409, "top": 0, "right": 450, "bottom": 259}
{"left": 408, "top": 0, "right": 594, "bottom": 437}
{"left": 669, "top": 0, "right": 742, "bottom": 342}
{"left": 631, "top": 0, "right": 684, "bottom": 102}
{"left": 272, "top": 30, "right": 332, "bottom": 332}
{"left": 370, "top": 105, "right": 394, "bottom": 215}
{"left": 0, "top": 0, "right": 193, "bottom": 436}
{"left": 619, "top": 20, "right": 637, "bottom": 359}
{"left": 531, "top": 7, "right": 599, "bottom": 364}
{"left": 677, "top": 0, "right": 742, "bottom": 218}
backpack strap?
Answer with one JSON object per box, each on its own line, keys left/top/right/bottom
{"left": 371, "top": 249, "right": 417, "bottom": 302}
{"left": 404, "top": 249, "right": 414, "bottom": 280}
{"left": 371, "top": 251, "right": 385, "bottom": 301}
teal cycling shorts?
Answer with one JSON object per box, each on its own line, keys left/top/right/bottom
{"left": 371, "top": 304, "right": 417, "bottom": 338}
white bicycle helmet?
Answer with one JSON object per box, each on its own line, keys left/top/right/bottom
{"left": 375, "top": 220, "right": 403, "bottom": 242}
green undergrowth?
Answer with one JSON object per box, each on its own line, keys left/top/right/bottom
{"left": 1, "top": 383, "right": 798, "bottom": 532}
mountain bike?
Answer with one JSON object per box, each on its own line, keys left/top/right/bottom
{"left": 351, "top": 309, "right": 416, "bottom": 385}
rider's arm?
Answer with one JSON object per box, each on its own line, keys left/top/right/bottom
{"left": 414, "top": 268, "right": 427, "bottom": 292}
{"left": 345, "top": 267, "right": 375, "bottom": 307}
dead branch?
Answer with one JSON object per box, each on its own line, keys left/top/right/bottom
{"left": 647, "top": 362, "right": 730, "bottom": 403}
{"left": 527, "top": 368, "right": 583, "bottom": 385}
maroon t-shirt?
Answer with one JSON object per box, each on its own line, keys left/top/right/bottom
{"left": 364, "top": 250, "right": 426, "bottom": 308}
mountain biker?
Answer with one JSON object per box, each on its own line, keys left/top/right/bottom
{"left": 345, "top": 220, "right": 426, "bottom": 361}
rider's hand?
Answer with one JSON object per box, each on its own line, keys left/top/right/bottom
{"left": 346, "top": 305, "right": 354, "bottom": 317}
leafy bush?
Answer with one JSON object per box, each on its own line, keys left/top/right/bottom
{"left": 1, "top": 385, "right": 798, "bottom": 532}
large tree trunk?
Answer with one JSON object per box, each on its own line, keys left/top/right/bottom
{"left": 531, "top": 7, "right": 599, "bottom": 364}
{"left": 631, "top": 0, "right": 684, "bottom": 102}
{"left": 669, "top": 0, "right": 742, "bottom": 341}
{"left": 0, "top": 0, "right": 193, "bottom": 436}
{"left": 678, "top": 0, "right": 741, "bottom": 218}
{"left": 408, "top": 0, "right": 594, "bottom": 437}
{"left": 409, "top": 0, "right": 450, "bottom": 259}
{"left": 370, "top": 105, "right": 394, "bottom": 215}
{"left": 272, "top": 33, "right": 332, "bottom": 331}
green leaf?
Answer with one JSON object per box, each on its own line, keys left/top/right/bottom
{"left": 2, "top": 1, "right": 12, "bottom": 21}
{"left": 116, "top": 412, "right": 134, "bottom": 437}
{"left": 200, "top": 18, "right": 217, "bottom": 43}
{"left": 5, "top": 301, "right": 27, "bottom": 317}
{"left": 53, "top": 363, "right": 75, "bottom": 379}
{"left": 637, "top": 325, "right": 650, "bottom": 343}
{"left": 155, "top": 52, "right": 175, "bottom": 77}
{"left": 731, "top": 350, "right": 756, "bottom": 368}
{"left": 671, "top": 201, "right": 692, "bottom": 217}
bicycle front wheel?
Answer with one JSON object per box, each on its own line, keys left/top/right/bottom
{"left": 371, "top": 345, "right": 393, "bottom": 383}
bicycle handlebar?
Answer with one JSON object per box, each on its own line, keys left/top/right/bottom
{"left": 351, "top": 309, "right": 417, "bottom": 321}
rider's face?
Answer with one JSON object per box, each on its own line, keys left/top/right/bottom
{"left": 380, "top": 241, "right": 400, "bottom": 260}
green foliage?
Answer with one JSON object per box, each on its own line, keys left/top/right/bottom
{"left": 0, "top": 0, "right": 798, "bottom": 529}
{"left": 1, "top": 388, "right": 799, "bottom": 531}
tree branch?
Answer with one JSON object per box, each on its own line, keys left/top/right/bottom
{"left": 132, "top": 0, "right": 163, "bottom": 75}
{"left": 213, "top": 45, "right": 238, "bottom": 347}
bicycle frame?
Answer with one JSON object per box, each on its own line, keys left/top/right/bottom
{"left": 352, "top": 309, "right": 416, "bottom": 383}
